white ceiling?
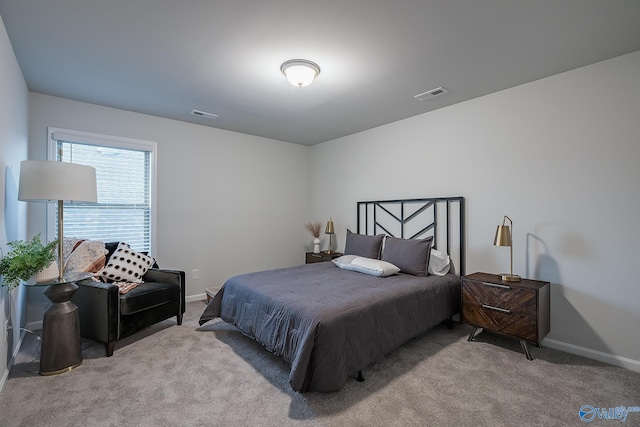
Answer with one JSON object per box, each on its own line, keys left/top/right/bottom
{"left": 2, "top": 1, "right": 639, "bottom": 146}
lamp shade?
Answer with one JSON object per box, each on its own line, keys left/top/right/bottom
{"left": 492, "top": 215, "right": 520, "bottom": 282}
{"left": 493, "top": 225, "right": 512, "bottom": 247}
{"left": 325, "top": 218, "right": 335, "bottom": 234}
{"left": 18, "top": 160, "right": 97, "bottom": 203}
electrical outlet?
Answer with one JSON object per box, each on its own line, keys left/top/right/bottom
{"left": 4, "top": 319, "right": 8, "bottom": 342}
{"left": 192, "top": 269, "right": 199, "bottom": 280}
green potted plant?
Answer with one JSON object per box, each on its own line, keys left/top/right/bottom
{"left": 0, "top": 233, "right": 58, "bottom": 290}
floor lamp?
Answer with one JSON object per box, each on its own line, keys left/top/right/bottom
{"left": 18, "top": 160, "right": 97, "bottom": 375}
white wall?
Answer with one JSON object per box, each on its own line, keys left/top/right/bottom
{"left": 0, "top": 15, "right": 29, "bottom": 389}
{"left": 26, "top": 94, "right": 311, "bottom": 321}
{"left": 310, "top": 50, "right": 640, "bottom": 370}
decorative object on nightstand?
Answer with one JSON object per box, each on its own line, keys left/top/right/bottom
{"left": 305, "top": 221, "right": 322, "bottom": 254}
{"left": 306, "top": 251, "right": 343, "bottom": 264}
{"left": 493, "top": 215, "right": 520, "bottom": 282}
{"left": 462, "top": 272, "right": 550, "bottom": 360}
{"left": 18, "top": 160, "right": 97, "bottom": 375}
{"left": 325, "top": 217, "right": 335, "bottom": 254}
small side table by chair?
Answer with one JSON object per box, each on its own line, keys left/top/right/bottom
{"left": 24, "top": 272, "right": 92, "bottom": 375}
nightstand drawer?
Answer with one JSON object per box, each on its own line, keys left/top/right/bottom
{"left": 462, "top": 278, "right": 537, "bottom": 315}
{"left": 463, "top": 302, "right": 538, "bottom": 342}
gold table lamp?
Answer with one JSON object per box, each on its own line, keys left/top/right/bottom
{"left": 325, "top": 217, "right": 335, "bottom": 254}
{"left": 493, "top": 215, "right": 521, "bottom": 282}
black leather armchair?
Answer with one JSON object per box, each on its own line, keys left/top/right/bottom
{"left": 71, "top": 268, "right": 185, "bottom": 356}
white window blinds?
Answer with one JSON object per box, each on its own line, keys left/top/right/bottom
{"left": 48, "top": 128, "right": 156, "bottom": 253}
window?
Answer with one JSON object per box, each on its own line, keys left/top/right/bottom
{"left": 47, "top": 128, "right": 157, "bottom": 254}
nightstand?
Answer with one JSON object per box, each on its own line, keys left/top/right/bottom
{"left": 462, "top": 272, "right": 550, "bottom": 360}
{"left": 305, "top": 251, "right": 343, "bottom": 264}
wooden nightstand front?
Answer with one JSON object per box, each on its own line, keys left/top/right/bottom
{"left": 462, "top": 272, "right": 550, "bottom": 360}
{"left": 305, "top": 252, "right": 343, "bottom": 264}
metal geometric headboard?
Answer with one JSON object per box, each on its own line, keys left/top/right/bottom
{"left": 357, "top": 197, "right": 466, "bottom": 276}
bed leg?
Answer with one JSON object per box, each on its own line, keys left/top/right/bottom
{"left": 356, "top": 371, "right": 364, "bottom": 382}
{"left": 446, "top": 316, "right": 453, "bottom": 330}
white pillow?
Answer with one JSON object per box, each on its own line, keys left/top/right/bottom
{"left": 428, "top": 249, "right": 451, "bottom": 276}
{"left": 332, "top": 255, "right": 400, "bottom": 277}
{"left": 97, "top": 242, "right": 155, "bottom": 283}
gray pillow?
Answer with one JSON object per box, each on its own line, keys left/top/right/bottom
{"left": 344, "top": 229, "right": 385, "bottom": 259}
{"left": 381, "top": 236, "right": 433, "bottom": 276}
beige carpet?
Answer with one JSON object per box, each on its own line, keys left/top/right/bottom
{"left": 1, "top": 301, "right": 639, "bottom": 427}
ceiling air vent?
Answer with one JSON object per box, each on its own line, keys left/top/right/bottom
{"left": 414, "top": 87, "right": 448, "bottom": 101}
{"left": 191, "top": 109, "right": 218, "bottom": 119}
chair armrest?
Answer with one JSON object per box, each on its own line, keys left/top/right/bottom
{"left": 144, "top": 268, "right": 182, "bottom": 285}
{"left": 71, "top": 279, "right": 120, "bottom": 343}
{"left": 143, "top": 269, "right": 186, "bottom": 315}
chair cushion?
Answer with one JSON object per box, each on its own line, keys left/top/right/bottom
{"left": 119, "top": 281, "right": 180, "bottom": 315}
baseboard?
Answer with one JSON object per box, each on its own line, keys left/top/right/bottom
{"left": 0, "top": 330, "right": 25, "bottom": 395}
{"left": 0, "top": 366, "right": 8, "bottom": 396}
{"left": 544, "top": 338, "right": 640, "bottom": 373}
{"left": 186, "top": 293, "right": 207, "bottom": 303}
{"left": 26, "top": 320, "right": 43, "bottom": 332}
{"left": 187, "top": 287, "right": 221, "bottom": 304}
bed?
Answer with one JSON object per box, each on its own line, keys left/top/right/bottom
{"left": 199, "top": 197, "right": 465, "bottom": 392}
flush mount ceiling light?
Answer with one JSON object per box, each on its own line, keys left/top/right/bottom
{"left": 280, "top": 59, "right": 321, "bottom": 88}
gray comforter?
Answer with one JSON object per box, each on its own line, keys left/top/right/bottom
{"left": 199, "top": 262, "right": 460, "bottom": 392}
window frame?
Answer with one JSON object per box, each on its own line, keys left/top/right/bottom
{"left": 46, "top": 127, "right": 158, "bottom": 256}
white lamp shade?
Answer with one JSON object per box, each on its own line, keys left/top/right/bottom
{"left": 18, "top": 160, "right": 97, "bottom": 203}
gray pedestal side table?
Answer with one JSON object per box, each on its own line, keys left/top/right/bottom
{"left": 24, "top": 272, "right": 92, "bottom": 375}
